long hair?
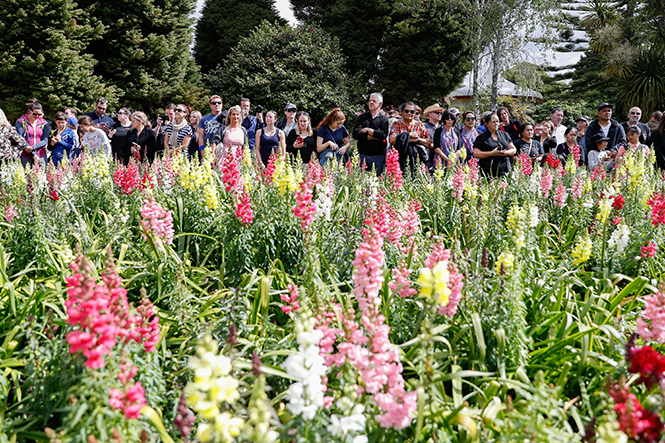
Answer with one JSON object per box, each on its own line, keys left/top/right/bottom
{"left": 295, "top": 111, "right": 312, "bottom": 135}
{"left": 225, "top": 105, "right": 241, "bottom": 126}
{"left": 317, "top": 108, "right": 345, "bottom": 130}
{"left": 0, "top": 109, "right": 9, "bottom": 127}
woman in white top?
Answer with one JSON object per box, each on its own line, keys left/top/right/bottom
{"left": 79, "top": 115, "right": 111, "bottom": 158}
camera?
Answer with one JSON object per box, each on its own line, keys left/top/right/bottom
{"left": 253, "top": 105, "right": 263, "bottom": 115}
{"left": 159, "top": 114, "right": 168, "bottom": 122}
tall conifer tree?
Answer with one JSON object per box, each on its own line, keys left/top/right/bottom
{"left": 194, "top": 0, "right": 285, "bottom": 75}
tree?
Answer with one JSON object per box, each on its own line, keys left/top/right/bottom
{"left": 206, "top": 21, "right": 358, "bottom": 123}
{"left": 76, "top": 0, "right": 204, "bottom": 114}
{"left": 195, "top": 0, "right": 285, "bottom": 75}
{"left": 376, "top": 0, "right": 472, "bottom": 106}
{"left": 290, "top": 0, "right": 393, "bottom": 91}
{"left": 0, "top": 0, "right": 112, "bottom": 119}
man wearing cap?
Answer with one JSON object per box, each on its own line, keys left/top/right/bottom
{"left": 621, "top": 107, "right": 651, "bottom": 146}
{"left": 353, "top": 93, "right": 389, "bottom": 176}
{"left": 422, "top": 104, "right": 443, "bottom": 140}
{"left": 584, "top": 103, "right": 627, "bottom": 166}
{"left": 276, "top": 104, "right": 298, "bottom": 135}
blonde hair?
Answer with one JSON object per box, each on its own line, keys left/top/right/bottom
{"left": 0, "top": 109, "right": 9, "bottom": 127}
{"left": 190, "top": 110, "right": 203, "bottom": 125}
{"left": 131, "top": 111, "right": 150, "bottom": 127}
{"left": 225, "top": 105, "right": 241, "bottom": 125}
{"left": 295, "top": 111, "right": 312, "bottom": 136}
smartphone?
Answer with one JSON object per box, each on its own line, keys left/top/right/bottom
{"left": 297, "top": 136, "right": 304, "bottom": 144}
{"left": 534, "top": 124, "right": 543, "bottom": 136}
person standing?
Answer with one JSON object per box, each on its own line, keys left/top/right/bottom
{"left": 79, "top": 115, "right": 111, "bottom": 158}
{"left": 164, "top": 104, "right": 193, "bottom": 154}
{"left": 48, "top": 112, "right": 76, "bottom": 167}
{"left": 189, "top": 110, "right": 203, "bottom": 160}
{"left": 83, "top": 98, "right": 114, "bottom": 135}
{"left": 514, "top": 123, "right": 544, "bottom": 160}
{"left": 352, "top": 93, "right": 390, "bottom": 175}
{"left": 240, "top": 98, "right": 263, "bottom": 151}
{"left": 550, "top": 107, "right": 566, "bottom": 145}
{"left": 621, "top": 107, "right": 651, "bottom": 146}
{"left": 584, "top": 103, "right": 627, "bottom": 164}
{"left": 497, "top": 107, "right": 521, "bottom": 141}
{"left": 109, "top": 108, "right": 133, "bottom": 164}
{"left": 651, "top": 116, "right": 665, "bottom": 170}
{"left": 198, "top": 95, "right": 225, "bottom": 154}
{"left": 388, "top": 102, "right": 431, "bottom": 174}
{"left": 648, "top": 111, "right": 662, "bottom": 132}
{"left": 15, "top": 99, "right": 50, "bottom": 169}
{"left": 256, "top": 110, "right": 286, "bottom": 166}
{"left": 152, "top": 104, "right": 175, "bottom": 154}
{"left": 422, "top": 104, "right": 443, "bottom": 140}
{"left": 556, "top": 127, "right": 580, "bottom": 166}
{"left": 432, "top": 109, "right": 462, "bottom": 166}
{"left": 317, "top": 108, "right": 351, "bottom": 167}
{"left": 128, "top": 112, "right": 158, "bottom": 163}
{"left": 460, "top": 111, "right": 479, "bottom": 160}
{"left": 276, "top": 103, "right": 298, "bottom": 135}
{"left": 0, "top": 108, "right": 29, "bottom": 161}
{"left": 473, "top": 113, "right": 516, "bottom": 177}
{"left": 286, "top": 111, "right": 318, "bottom": 165}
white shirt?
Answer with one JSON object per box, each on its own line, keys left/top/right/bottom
{"left": 600, "top": 122, "right": 611, "bottom": 137}
{"left": 553, "top": 124, "right": 567, "bottom": 145}
{"left": 82, "top": 129, "right": 111, "bottom": 158}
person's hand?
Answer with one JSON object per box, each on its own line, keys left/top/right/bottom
{"left": 256, "top": 112, "right": 264, "bottom": 124}
{"left": 24, "top": 146, "right": 33, "bottom": 154}
{"left": 329, "top": 142, "right": 338, "bottom": 151}
{"left": 155, "top": 116, "right": 163, "bottom": 126}
{"left": 294, "top": 137, "right": 304, "bottom": 148}
{"left": 361, "top": 128, "right": 368, "bottom": 133}
{"left": 109, "top": 128, "right": 116, "bottom": 138}
{"left": 338, "top": 145, "right": 348, "bottom": 155}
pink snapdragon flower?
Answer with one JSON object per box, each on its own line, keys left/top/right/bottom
{"left": 281, "top": 283, "right": 300, "bottom": 314}
{"left": 647, "top": 193, "right": 665, "bottom": 226}
{"left": 221, "top": 150, "right": 243, "bottom": 193}
{"left": 140, "top": 197, "right": 174, "bottom": 245}
{"left": 113, "top": 162, "right": 140, "bottom": 195}
{"left": 571, "top": 175, "right": 584, "bottom": 200}
{"left": 5, "top": 205, "right": 17, "bottom": 222}
{"left": 518, "top": 152, "right": 533, "bottom": 176}
{"left": 293, "top": 181, "right": 316, "bottom": 231}
{"left": 234, "top": 190, "right": 254, "bottom": 225}
{"left": 386, "top": 149, "right": 403, "bottom": 190}
{"left": 109, "top": 361, "right": 146, "bottom": 419}
{"left": 642, "top": 241, "right": 658, "bottom": 258}
{"left": 540, "top": 168, "right": 553, "bottom": 199}
{"left": 388, "top": 264, "right": 417, "bottom": 298}
{"left": 553, "top": 183, "right": 567, "bottom": 208}
{"left": 637, "top": 283, "right": 665, "bottom": 343}
{"left": 452, "top": 165, "right": 465, "bottom": 202}
{"left": 468, "top": 158, "right": 479, "bottom": 185}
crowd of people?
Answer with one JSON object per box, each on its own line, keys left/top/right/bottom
{"left": 2, "top": 94, "right": 665, "bottom": 178}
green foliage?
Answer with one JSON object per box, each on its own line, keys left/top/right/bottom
{"left": 531, "top": 99, "right": 598, "bottom": 127}
{"left": 194, "top": 0, "right": 285, "bottom": 75}
{"left": 377, "top": 0, "right": 472, "bottom": 106}
{"left": 76, "top": 0, "right": 204, "bottom": 114}
{"left": 206, "top": 21, "right": 359, "bottom": 123}
{"left": 0, "top": 0, "right": 112, "bottom": 119}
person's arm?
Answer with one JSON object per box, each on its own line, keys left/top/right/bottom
{"left": 198, "top": 126, "right": 205, "bottom": 149}
{"left": 352, "top": 115, "right": 366, "bottom": 141}
{"left": 101, "top": 131, "right": 112, "bottom": 158}
{"left": 286, "top": 129, "right": 298, "bottom": 151}
{"left": 163, "top": 125, "right": 170, "bottom": 151}
{"left": 369, "top": 116, "right": 389, "bottom": 141}
{"left": 279, "top": 130, "right": 286, "bottom": 151}
{"left": 505, "top": 142, "right": 517, "bottom": 156}
{"left": 180, "top": 135, "right": 191, "bottom": 151}
{"left": 34, "top": 123, "right": 50, "bottom": 150}
{"left": 9, "top": 128, "right": 29, "bottom": 158}
{"left": 255, "top": 128, "right": 262, "bottom": 153}
{"left": 317, "top": 136, "right": 327, "bottom": 153}
{"left": 338, "top": 136, "right": 350, "bottom": 155}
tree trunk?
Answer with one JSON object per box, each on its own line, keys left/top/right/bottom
{"left": 490, "top": 21, "right": 504, "bottom": 110}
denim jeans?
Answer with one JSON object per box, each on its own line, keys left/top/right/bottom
{"left": 359, "top": 154, "right": 386, "bottom": 176}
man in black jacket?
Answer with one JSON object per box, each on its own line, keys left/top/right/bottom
{"left": 584, "top": 103, "right": 627, "bottom": 166}
{"left": 352, "top": 93, "right": 389, "bottom": 176}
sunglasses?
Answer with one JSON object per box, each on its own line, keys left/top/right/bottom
{"left": 433, "top": 111, "right": 442, "bottom": 115}
{"left": 630, "top": 111, "right": 641, "bottom": 115}
{"left": 97, "top": 106, "right": 107, "bottom": 110}
{"left": 465, "top": 117, "right": 476, "bottom": 121}
{"left": 403, "top": 109, "right": 416, "bottom": 114}
{"left": 210, "top": 101, "right": 222, "bottom": 105}
{"left": 286, "top": 109, "right": 297, "bottom": 112}
{"left": 32, "top": 112, "right": 43, "bottom": 117}
{"left": 175, "top": 108, "right": 185, "bottom": 113}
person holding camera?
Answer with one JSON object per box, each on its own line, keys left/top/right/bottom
{"left": 276, "top": 103, "right": 298, "bottom": 135}
{"left": 317, "top": 108, "right": 351, "bottom": 167}
{"left": 286, "top": 111, "right": 317, "bottom": 165}
{"left": 473, "top": 113, "right": 516, "bottom": 177}
{"left": 152, "top": 104, "right": 175, "bottom": 155}
{"left": 240, "top": 98, "right": 263, "bottom": 151}
{"left": 83, "top": 97, "right": 114, "bottom": 136}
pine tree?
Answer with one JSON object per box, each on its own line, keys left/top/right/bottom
{"left": 0, "top": 0, "right": 111, "bottom": 119}
{"left": 194, "top": 0, "right": 285, "bottom": 75}
{"left": 76, "top": 0, "right": 204, "bottom": 114}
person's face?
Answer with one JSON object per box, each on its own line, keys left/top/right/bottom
{"left": 628, "top": 131, "right": 639, "bottom": 143}
{"left": 499, "top": 110, "right": 509, "bottom": 122}
{"left": 55, "top": 119, "right": 67, "bottom": 131}
{"left": 598, "top": 107, "right": 612, "bottom": 120}
{"left": 209, "top": 99, "right": 223, "bottom": 114}
{"left": 368, "top": 97, "right": 381, "bottom": 113}
{"left": 240, "top": 101, "right": 250, "bottom": 117}
{"left": 628, "top": 108, "right": 642, "bottom": 122}
{"left": 165, "top": 108, "right": 175, "bottom": 121}
{"left": 566, "top": 130, "right": 578, "bottom": 143}
{"left": 266, "top": 112, "right": 276, "bottom": 125}
{"left": 402, "top": 106, "right": 416, "bottom": 122}
{"left": 174, "top": 106, "right": 188, "bottom": 121}
{"left": 429, "top": 111, "right": 442, "bottom": 124}
{"left": 523, "top": 125, "right": 534, "bottom": 139}
{"left": 131, "top": 118, "right": 141, "bottom": 129}
{"left": 190, "top": 115, "right": 199, "bottom": 126}
{"left": 598, "top": 141, "right": 608, "bottom": 151}
{"left": 577, "top": 121, "right": 588, "bottom": 131}
{"left": 230, "top": 110, "right": 241, "bottom": 124}
{"left": 487, "top": 116, "right": 500, "bottom": 131}
{"left": 96, "top": 103, "right": 107, "bottom": 116}
{"left": 298, "top": 115, "right": 309, "bottom": 129}
{"left": 29, "top": 109, "right": 43, "bottom": 122}
{"left": 285, "top": 107, "right": 297, "bottom": 119}
{"left": 551, "top": 111, "right": 563, "bottom": 126}
{"left": 117, "top": 111, "right": 130, "bottom": 123}
{"left": 464, "top": 114, "right": 476, "bottom": 129}
{"left": 415, "top": 110, "right": 421, "bottom": 120}
{"left": 80, "top": 124, "right": 92, "bottom": 133}
{"left": 443, "top": 114, "right": 455, "bottom": 128}
{"left": 65, "top": 109, "right": 74, "bottom": 119}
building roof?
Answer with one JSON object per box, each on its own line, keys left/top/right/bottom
{"left": 451, "top": 71, "right": 543, "bottom": 100}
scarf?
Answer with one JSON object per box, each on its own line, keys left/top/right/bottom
{"left": 169, "top": 118, "right": 188, "bottom": 149}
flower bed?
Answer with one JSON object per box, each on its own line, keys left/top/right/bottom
{"left": 1, "top": 147, "right": 665, "bottom": 442}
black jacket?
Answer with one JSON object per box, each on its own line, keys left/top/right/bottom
{"left": 584, "top": 119, "right": 627, "bottom": 160}
{"left": 652, "top": 129, "right": 665, "bottom": 170}
{"left": 352, "top": 111, "right": 389, "bottom": 156}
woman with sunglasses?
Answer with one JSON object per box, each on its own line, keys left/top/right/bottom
{"left": 286, "top": 111, "right": 317, "bottom": 164}
{"left": 432, "top": 109, "right": 462, "bottom": 165}
{"left": 15, "top": 99, "right": 50, "bottom": 169}
{"left": 164, "top": 104, "right": 193, "bottom": 153}
{"left": 110, "top": 107, "right": 133, "bottom": 164}
{"left": 460, "top": 111, "right": 479, "bottom": 160}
